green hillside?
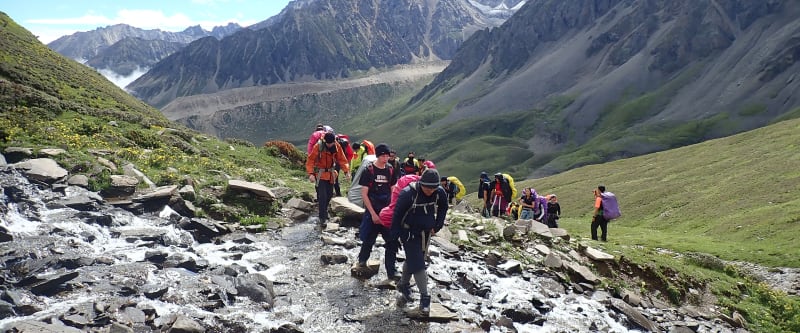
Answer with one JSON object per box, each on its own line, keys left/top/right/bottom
{"left": 0, "top": 12, "right": 312, "bottom": 221}
{"left": 511, "top": 117, "right": 800, "bottom": 268}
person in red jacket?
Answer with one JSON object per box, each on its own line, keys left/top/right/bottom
{"left": 306, "top": 132, "right": 350, "bottom": 224}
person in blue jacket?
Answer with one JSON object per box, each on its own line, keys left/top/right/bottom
{"left": 391, "top": 168, "right": 448, "bottom": 317}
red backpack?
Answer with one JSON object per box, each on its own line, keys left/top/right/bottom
{"left": 378, "top": 174, "right": 420, "bottom": 227}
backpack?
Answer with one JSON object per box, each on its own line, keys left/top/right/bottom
{"left": 361, "top": 140, "right": 376, "bottom": 155}
{"left": 365, "top": 162, "right": 394, "bottom": 188}
{"left": 401, "top": 158, "right": 418, "bottom": 175}
{"left": 503, "top": 173, "right": 518, "bottom": 201}
{"left": 447, "top": 176, "right": 466, "bottom": 200}
{"left": 379, "top": 174, "right": 419, "bottom": 227}
{"left": 601, "top": 192, "right": 621, "bottom": 220}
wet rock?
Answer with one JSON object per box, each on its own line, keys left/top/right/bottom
{"left": 108, "top": 322, "right": 135, "bottom": 333}
{"left": 320, "top": 254, "right": 348, "bottom": 265}
{"left": 0, "top": 300, "right": 14, "bottom": 319}
{"left": 169, "top": 314, "right": 206, "bottom": 333}
{"left": 0, "top": 225, "right": 12, "bottom": 242}
{"left": 271, "top": 322, "right": 303, "bottom": 333}
{"left": 329, "top": 197, "right": 364, "bottom": 225}
{"left": 350, "top": 260, "right": 380, "bottom": 279}
{"left": 498, "top": 259, "right": 523, "bottom": 275}
{"left": 3, "top": 319, "right": 83, "bottom": 332}
{"left": 607, "top": 298, "right": 660, "bottom": 332}
{"left": 30, "top": 271, "right": 79, "bottom": 296}
{"left": 431, "top": 236, "right": 459, "bottom": 254}
{"left": 235, "top": 273, "right": 275, "bottom": 307}
{"left": 320, "top": 235, "right": 357, "bottom": 249}
{"left": 178, "top": 185, "right": 196, "bottom": 201}
{"left": 285, "top": 197, "right": 313, "bottom": 212}
{"left": 501, "top": 308, "right": 543, "bottom": 324}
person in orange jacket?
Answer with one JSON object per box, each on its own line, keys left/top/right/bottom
{"left": 306, "top": 132, "right": 350, "bottom": 224}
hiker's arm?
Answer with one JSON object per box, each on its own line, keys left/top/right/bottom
{"left": 361, "top": 186, "right": 376, "bottom": 217}
{"left": 305, "top": 148, "right": 318, "bottom": 182}
{"left": 434, "top": 189, "right": 448, "bottom": 233}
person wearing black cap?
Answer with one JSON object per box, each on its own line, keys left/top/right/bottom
{"left": 355, "top": 143, "right": 400, "bottom": 278}
{"left": 391, "top": 168, "right": 448, "bottom": 317}
{"left": 305, "top": 132, "right": 350, "bottom": 224}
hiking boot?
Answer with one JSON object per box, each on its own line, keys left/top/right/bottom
{"left": 420, "top": 294, "right": 431, "bottom": 315}
{"left": 404, "top": 294, "right": 431, "bottom": 318}
{"left": 396, "top": 283, "right": 412, "bottom": 307}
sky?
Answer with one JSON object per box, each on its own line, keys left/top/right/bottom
{"left": 3, "top": 0, "right": 293, "bottom": 44}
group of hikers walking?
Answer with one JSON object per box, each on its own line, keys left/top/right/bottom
{"left": 303, "top": 123, "right": 619, "bottom": 318}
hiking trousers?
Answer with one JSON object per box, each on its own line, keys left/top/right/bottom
{"left": 591, "top": 215, "right": 608, "bottom": 241}
{"left": 316, "top": 181, "right": 334, "bottom": 223}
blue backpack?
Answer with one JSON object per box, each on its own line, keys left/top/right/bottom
{"left": 601, "top": 192, "right": 621, "bottom": 220}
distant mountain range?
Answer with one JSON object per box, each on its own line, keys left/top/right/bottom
{"left": 126, "top": 0, "right": 526, "bottom": 108}
{"left": 47, "top": 23, "right": 242, "bottom": 82}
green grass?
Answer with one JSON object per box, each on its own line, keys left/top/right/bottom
{"left": 514, "top": 118, "right": 800, "bottom": 267}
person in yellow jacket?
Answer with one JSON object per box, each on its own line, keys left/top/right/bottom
{"left": 306, "top": 132, "right": 350, "bottom": 224}
{"left": 350, "top": 142, "right": 366, "bottom": 179}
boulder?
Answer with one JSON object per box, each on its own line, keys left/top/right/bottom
{"left": 11, "top": 158, "right": 68, "bottom": 183}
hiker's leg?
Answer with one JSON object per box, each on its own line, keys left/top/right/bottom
{"left": 357, "top": 215, "right": 379, "bottom": 264}
{"left": 382, "top": 229, "right": 400, "bottom": 279}
{"left": 600, "top": 218, "right": 608, "bottom": 241}
{"left": 317, "top": 182, "right": 333, "bottom": 223}
{"left": 590, "top": 218, "right": 599, "bottom": 240}
{"left": 413, "top": 270, "right": 428, "bottom": 296}
{"left": 396, "top": 260, "right": 412, "bottom": 306}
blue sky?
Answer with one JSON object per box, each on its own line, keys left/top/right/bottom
{"left": 3, "top": 0, "right": 293, "bottom": 43}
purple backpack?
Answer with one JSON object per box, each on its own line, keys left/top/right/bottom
{"left": 601, "top": 192, "right": 621, "bottom": 220}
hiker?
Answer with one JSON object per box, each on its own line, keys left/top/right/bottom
{"left": 478, "top": 172, "right": 492, "bottom": 217}
{"left": 305, "top": 132, "right": 349, "bottom": 224}
{"left": 545, "top": 194, "right": 561, "bottom": 228}
{"left": 448, "top": 176, "right": 465, "bottom": 204}
{"left": 440, "top": 177, "right": 457, "bottom": 204}
{"left": 489, "top": 173, "right": 512, "bottom": 217}
{"left": 355, "top": 143, "right": 399, "bottom": 278}
{"left": 333, "top": 134, "right": 353, "bottom": 197}
{"left": 392, "top": 168, "right": 448, "bottom": 317}
{"left": 306, "top": 123, "right": 326, "bottom": 153}
{"left": 518, "top": 188, "right": 539, "bottom": 220}
{"left": 387, "top": 149, "right": 401, "bottom": 172}
{"left": 401, "top": 151, "right": 420, "bottom": 176}
{"left": 350, "top": 142, "right": 365, "bottom": 179}
{"left": 591, "top": 185, "right": 609, "bottom": 241}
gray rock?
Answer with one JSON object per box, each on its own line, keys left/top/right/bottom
{"left": 11, "top": 158, "right": 68, "bottom": 183}
{"left": 585, "top": 247, "right": 615, "bottom": 261}
{"left": 67, "top": 175, "right": 90, "bottom": 187}
{"left": 227, "top": 179, "right": 275, "bottom": 199}
{"left": 169, "top": 315, "right": 206, "bottom": 333}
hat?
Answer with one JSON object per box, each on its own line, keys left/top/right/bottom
{"left": 423, "top": 160, "right": 436, "bottom": 169}
{"left": 480, "top": 171, "right": 487, "bottom": 176}
{"left": 419, "top": 169, "right": 440, "bottom": 187}
{"left": 494, "top": 172, "right": 503, "bottom": 178}
{"left": 324, "top": 132, "right": 336, "bottom": 143}
{"left": 375, "top": 143, "right": 390, "bottom": 156}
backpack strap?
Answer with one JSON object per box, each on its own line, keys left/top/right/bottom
{"left": 400, "top": 182, "right": 440, "bottom": 230}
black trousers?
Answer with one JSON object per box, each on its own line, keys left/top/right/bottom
{"left": 591, "top": 216, "right": 608, "bottom": 241}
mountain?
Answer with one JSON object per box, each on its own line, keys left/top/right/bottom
{"left": 85, "top": 37, "right": 186, "bottom": 76}
{"left": 351, "top": 0, "right": 800, "bottom": 180}
{"left": 127, "top": 0, "right": 525, "bottom": 108}
{"left": 46, "top": 23, "right": 242, "bottom": 85}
